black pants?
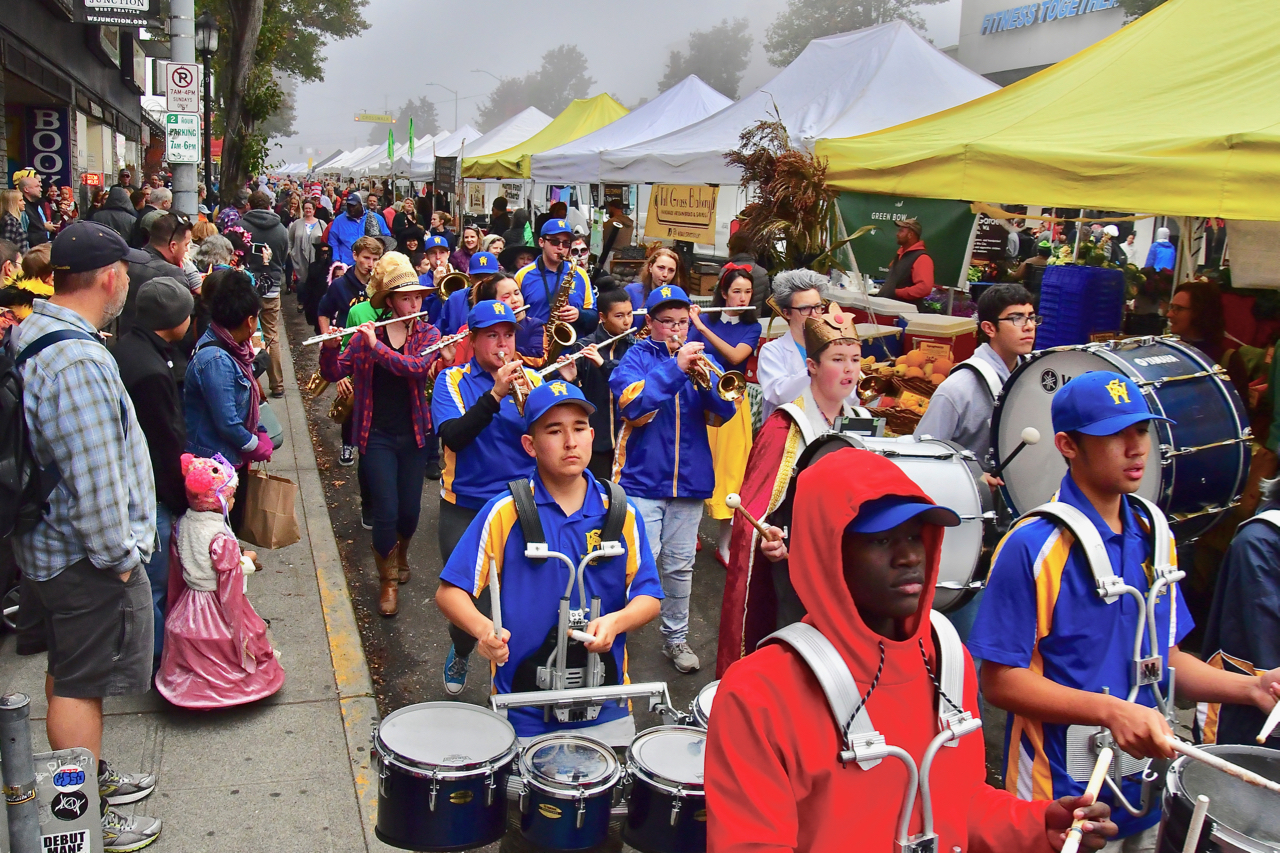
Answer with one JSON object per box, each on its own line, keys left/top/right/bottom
{"left": 588, "top": 450, "right": 614, "bottom": 482}
{"left": 229, "top": 464, "right": 252, "bottom": 535}
{"left": 439, "top": 499, "right": 488, "bottom": 656}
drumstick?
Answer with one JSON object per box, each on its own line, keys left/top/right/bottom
{"left": 568, "top": 629, "right": 595, "bottom": 644}
{"left": 489, "top": 558, "right": 504, "bottom": 668}
{"left": 725, "top": 493, "right": 782, "bottom": 542}
{"left": 1166, "top": 737, "right": 1280, "bottom": 794}
{"left": 1060, "top": 748, "right": 1113, "bottom": 853}
{"left": 1181, "top": 795, "right": 1210, "bottom": 853}
{"left": 992, "top": 427, "right": 1041, "bottom": 476}
{"left": 1257, "top": 701, "right": 1280, "bottom": 744}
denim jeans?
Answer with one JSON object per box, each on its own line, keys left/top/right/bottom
{"left": 630, "top": 496, "right": 702, "bottom": 645}
{"left": 144, "top": 504, "right": 173, "bottom": 670}
{"left": 361, "top": 428, "right": 429, "bottom": 557}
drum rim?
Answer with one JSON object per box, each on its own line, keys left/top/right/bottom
{"left": 1164, "top": 744, "right": 1280, "bottom": 852}
{"left": 691, "top": 681, "right": 719, "bottom": 727}
{"left": 376, "top": 701, "right": 519, "bottom": 776}
{"left": 518, "top": 732, "right": 622, "bottom": 799}
{"left": 626, "top": 725, "right": 707, "bottom": 794}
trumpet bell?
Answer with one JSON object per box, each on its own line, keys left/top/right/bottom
{"left": 436, "top": 271, "right": 471, "bottom": 299}
{"left": 716, "top": 370, "right": 748, "bottom": 402}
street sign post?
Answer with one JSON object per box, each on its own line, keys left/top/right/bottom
{"left": 165, "top": 113, "right": 201, "bottom": 164}
{"left": 165, "top": 62, "right": 201, "bottom": 113}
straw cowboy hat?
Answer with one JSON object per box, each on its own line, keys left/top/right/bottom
{"left": 367, "top": 251, "right": 430, "bottom": 310}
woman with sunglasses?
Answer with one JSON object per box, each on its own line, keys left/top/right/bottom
{"left": 690, "top": 266, "right": 762, "bottom": 566}
{"left": 625, "top": 246, "right": 686, "bottom": 329}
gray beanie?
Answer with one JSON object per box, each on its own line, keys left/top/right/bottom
{"left": 135, "top": 276, "right": 194, "bottom": 332}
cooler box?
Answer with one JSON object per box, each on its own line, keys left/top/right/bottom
{"left": 905, "top": 315, "right": 978, "bottom": 362}
{"left": 830, "top": 290, "right": 919, "bottom": 326}
{"left": 857, "top": 323, "right": 903, "bottom": 363}
{"left": 1036, "top": 265, "right": 1126, "bottom": 348}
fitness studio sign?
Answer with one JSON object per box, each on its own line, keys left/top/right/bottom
{"left": 982, "top": 0, "right": 1121, "bottom": 35}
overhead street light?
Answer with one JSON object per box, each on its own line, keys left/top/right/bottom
{"left": 426, "top": 82, "right": 458, "bottom": 132}
{"left": 195, "top": 11, "right": 219, "bottom": 200}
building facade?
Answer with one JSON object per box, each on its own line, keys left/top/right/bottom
{"left": 957, "top": 0, "right": 1126, "bottom": 85}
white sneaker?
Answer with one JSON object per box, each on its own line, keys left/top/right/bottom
{"left": 102, "top": 807, "right": 162, "bottom": 852}
{"left": 663, "top": 642, "right": 700, "bottom": 673}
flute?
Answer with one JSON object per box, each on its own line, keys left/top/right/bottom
{"left": 537, "top": 328, "right": 636, "bottom": 377}
{"left": 302, "top": 309, "right": 432, "bottom": 346}
{"left": 418, "top": 304, "right": 532, "bottom": 356}
{"left": 634, "top": 306, "right": 747, "bottom": 316}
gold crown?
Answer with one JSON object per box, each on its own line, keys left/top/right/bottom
{"left": 367, "top": 252, "right": 425, "bottom": 309}
{"left": 804, "top": 315, "right": 859, "bottom": 360}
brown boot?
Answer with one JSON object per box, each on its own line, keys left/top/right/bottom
{"left": 395, "top": 535, "right": 412, "bottom": 584}
{"left": 372, "top": 547, "right": 398, "bottom": 617}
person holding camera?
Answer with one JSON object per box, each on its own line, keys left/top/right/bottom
{"left": 238, "top": 190, "right": 289, "bottom": 398}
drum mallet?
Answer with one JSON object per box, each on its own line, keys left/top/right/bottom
{"left": 489, "top": 558, "right": 505, "bottom": 667}
{"left": 1061, "top": 747, "right": 1113, "bottom": 853}
{"left": 992, "top": 427, "right": 1041, "bottom": 476}
{"left": 568, "top": 629, "right": 596, "bottom": 645}
{"left": 725, "top": 493, "right": 783, "bottom": 542}
{"left": 1257, "top": 700, "right": 1280, "bottom": 744}
{"left": 1181, "top": 794, "right": 1211, "bottom": 853}
{"left": 1166, "top": 737, "right": 1280, "bottom": 794}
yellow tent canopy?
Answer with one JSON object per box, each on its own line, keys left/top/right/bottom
{"left": 816, "top": 0, "right": 1280, "bottom": 220}
{"left": 463, "top": 94, "right": 629, "bottom": 179}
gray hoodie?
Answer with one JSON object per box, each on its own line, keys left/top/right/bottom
{"left": 238, "top": 208, "right": 289, "bottom": 296}
{"left": 91, "top": 186, "right": 139, "bottom": 239}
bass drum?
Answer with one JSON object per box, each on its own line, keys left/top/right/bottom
{"left": 992, "top": 338, "right": 1250, "bottom": 539}
{"left": 796, "top": 434, "right": 997, "bottom": 612}
{"left": 1157, "top": 744, "right": 1280, "bottom": 852}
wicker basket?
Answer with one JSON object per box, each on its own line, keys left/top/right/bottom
{"left": 867, "top": 406, "right": 923, "bottom": 437}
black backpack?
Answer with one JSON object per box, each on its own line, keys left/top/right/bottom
{"left": 0, "top": 327, "right": 100, "bottom": 537}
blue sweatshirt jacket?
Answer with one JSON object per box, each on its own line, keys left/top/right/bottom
{"left": 1145, "top": 240, "right": 1176, "bottom": 272}
{"left": 609, "top": 337, "right": 737, "bottom": 500}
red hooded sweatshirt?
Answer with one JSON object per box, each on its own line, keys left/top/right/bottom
{"left": 705, "top": 449, "right": 1054, "bottom": 853}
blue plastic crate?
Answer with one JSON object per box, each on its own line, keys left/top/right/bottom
{"left": 1037, "top": 265, "right": 1125, "bottom": 347}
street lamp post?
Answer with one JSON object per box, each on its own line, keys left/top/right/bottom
{"left": 472, "top": 69, "right": 502, "bottom": 85}
{"left": 425, "top": 82, "right": 458, "bottom": 132}
{"left": 195, "top": 11, "right": 219, "bottom": 205}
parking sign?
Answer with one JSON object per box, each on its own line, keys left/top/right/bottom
{"left": 165, "top": 113, "right": 200, "bottom": 164}
{"left": 165, "top": 63, "right": 200, "bottom": 113}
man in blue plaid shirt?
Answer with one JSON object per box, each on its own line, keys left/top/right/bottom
{"left": 14, "top": 222, "right": 164, "bottom": 851}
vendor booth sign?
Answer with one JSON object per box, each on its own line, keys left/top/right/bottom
{"left": 836, "top": 193, "right": 977, "bottom": 289}
{"left": 645, "top": 185, "right": 718, "bottom": 243}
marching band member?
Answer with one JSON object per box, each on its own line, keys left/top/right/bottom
{"left": 969, "top": 372, "right": 1280, "bottom": 852}
{"left": 690, "top": 265, "right": 761, "bottom": 566}
{"left": 706, "top": 448, "right": 1118, "bottom": 853}
{"left": 757, "top": 270, "right": 858, "bottom": 418}
{"left": 432, "top": 300, "right": 544, "bottom": 694}
{"left": 513, "top": 218, "right": 597, "bottom": 351}
{"left": 435, "top": 380, "right": 662, "bottom": 744}
{"left": 715, "top": 315, "right": 862, "bottom": 676}
{"left": 569, "top": 288, "right": 637, "bottom": 481}
{"left": 624, "top": 246, "right": 685, "bottom": 330}
{"left": 438, "top": 251, "right": 501, "bottom": 339}
{"left": 610, "top": 285, "right": 737, "bottom": 674}
{"left": 320, "top": 253, "right": 444, "bottom": 617}
{"left": 418, "top": 234, "right": 454, "bottom": 327}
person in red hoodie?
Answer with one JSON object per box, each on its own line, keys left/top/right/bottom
{"left": 705, "top": 447, "right": 1118, "bottom": 853}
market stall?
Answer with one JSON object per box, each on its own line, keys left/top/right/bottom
{"left": 463, "top": 94, "right": 629, "bottom": 180}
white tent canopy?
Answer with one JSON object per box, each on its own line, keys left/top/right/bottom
{"left": 464, "top": 107, "right": 554, "bottom": 159}
{"left": 599, "top": 22, "right": 998, "bottom": 185}
{"left": 345, "top": 131, "right": 449, "bottom": 176}
{"left": 531, "top": 76, "right": 732, "bottom": 184}
{"left": 321, "top": 145, "right": 377, "bottom": 172}
{"left": 399, "top": 124, "right": 484, "bottom": 179}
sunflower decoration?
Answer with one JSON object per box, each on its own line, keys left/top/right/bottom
{"left": 0, "top": 274, "right": 54, "bottom": 321}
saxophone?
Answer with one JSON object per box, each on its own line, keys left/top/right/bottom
{"left": 542, "top": 257, "right": 579, "bottom": 364}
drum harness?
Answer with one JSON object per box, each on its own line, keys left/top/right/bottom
{"left": 1020, "top": 494, "right": 1185, "bottom": 818}
{"left": 759, "top": 611, "right": 981, "bottom": 853}
{"left": 506, "top": 476, "right": 629, "bottom": 724}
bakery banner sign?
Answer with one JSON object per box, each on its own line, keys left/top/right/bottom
{"left": 645, "top": 185, "right": 718, "bottom": 243}
{"left": 76, "top": 0, "right": 161, "bottom": 27}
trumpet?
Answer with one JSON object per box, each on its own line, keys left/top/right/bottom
{"left": 536, "top": 328, "right": 636, "bottom": 377}
{"left": 435, "top": 270, "right": 471, "bottom": 299}
{"left": 672, "top": 334, "right": 748, "bottom": 402}
{"left": 497, "top": 350, "right": 531, "bottom": 416}
{"left": 303, "top": 369, "right": 330, "bottom": 398}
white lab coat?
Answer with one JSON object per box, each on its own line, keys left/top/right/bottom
{"left": 757, "top": 329, "right": 859, "bottom": 418}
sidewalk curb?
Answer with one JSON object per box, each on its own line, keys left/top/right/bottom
{"left": 279, "top": 323, "right": 385, "bottom": 851}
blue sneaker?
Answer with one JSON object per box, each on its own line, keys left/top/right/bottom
{"left": 444, "top": 645, "right": 469, "bottom": 695}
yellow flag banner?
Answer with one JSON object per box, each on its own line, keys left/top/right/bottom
{"left": 645, "top": 185, "right": 718, "bottom": 243}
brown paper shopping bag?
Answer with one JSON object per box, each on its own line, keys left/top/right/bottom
{"left": 240, "top": 465, "right": 301, "bottom": 549}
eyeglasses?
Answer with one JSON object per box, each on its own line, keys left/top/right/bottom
{"left": 1167, "top": 304, "right": 1191, "bottom": 314}
{"left": 996, "top": 313, "right": 1043, "bottom": 328}
{"left": 653, "top": 318, "right": 691, "bottom": 330}
{"left": 543, "top": 238, "right": 572, "bottom": 248}
{"left": 786, "top": 302, "right": 828, "bottom": 317}
{"left": 569, "top": 247, "right": 589, "bottom": 257}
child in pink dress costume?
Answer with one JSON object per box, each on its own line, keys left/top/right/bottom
{"left": 155, "top": 454, "right": 285, "bottom": 708}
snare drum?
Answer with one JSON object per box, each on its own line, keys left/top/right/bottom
{"left": 993, "top": 338, "right": 1250, "bottom": 539}
{"left": 624, "top": 726, "right": 708, "bottom": 853}
{"left": 1158, "top": 744, "right": 1280, "bottom": 852}
{"left": 374, "top": 702, "right": 518, "bottom": 851}
{"left": 689, "top": 681, "right": 718, "bottom": 729}
{"left": 797, "top": 434, "right": 996, "bottom": 612}
{"left": 515, "top": 733, "right": 621, "bottom": 852}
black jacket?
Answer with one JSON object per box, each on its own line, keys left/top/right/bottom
{"left": 91, "top": 187, "right": 139, "bottom": 239}
{"left": 118, "top": 246, "right": 185, "bottom": 343}
{"left": 113, "top": 327, "right": 189, "bottom": 515}
{"left": 239, "top": 208, "right": 289, "bottom": 296}
{"left": 23, "top": 199, "right": 49, "bottom": 247}
{"left": 573, "top": 325, "right": 635, "bottom": 454}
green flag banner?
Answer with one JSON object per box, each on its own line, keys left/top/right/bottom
{"left": 388, "top": 127, "right": 394, "bottom": 164}
{"left": 408, "top": 119, "right": 415, "bottom": 160}
{"left": 835, "top": 192, "right": 977, "bottom": 289}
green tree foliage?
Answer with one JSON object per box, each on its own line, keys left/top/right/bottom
{"left": 257, "top": 71, "right": 297, "bottom": 141}
{"left": 1117, "top": 0, "right": 1168, "bottom": 18}
{"left": 659, "top": 18, "right": 752, "bottom": 99}
{"left": 764, "top": 0, "right": 946, "bottom": 67}
{"left": 476, "top": 45, "right": 594, "bottom": 132}
{"left": 200, "top": 0, "right": 368, "bottom": 203}
{"left": 367, "top": 98, "right": 441, "bottom": 145}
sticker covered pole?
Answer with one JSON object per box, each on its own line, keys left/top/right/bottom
{"left": 0, "top": 692, "right": 41, "bottom": 853}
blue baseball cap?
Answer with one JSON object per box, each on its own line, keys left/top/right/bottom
{"left": 846, "top": 496, "right": 961, "bottom": 535}
{"left": 424, "top": 235, "right": 450, "bottom": 251}
{"left": 1051, "top": 371, "right": 1175, "bottom": 436}
{"left": 467, "top": 299, "right": 519, "bottom": 330}
{"left": 644, "top": 284, "right": 691, "bottom": 313}
{"left": 540, "top": 218, "right": 573, "bottom": 237}
{"left": 468, "top": 252, "right": 499, "bottom": 276}
{"left": 523, "top": 380, "right": 596, "bottom": 431}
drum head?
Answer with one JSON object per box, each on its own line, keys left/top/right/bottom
{"left": 1169, "top": 745, "right": 1280, "bottom": 848}
{"left": 695, "top": 681, "right": 719, "bottom": 722}
{"left": 993, "top": 348, "right": 1163, "bottom": 516}
{"left": 630, "top": 726, "right": 706, "bottom": 789}
{"left": 523, "top": 735, "right": 618, "bottom": 788}
{"left": 379, "top": 702, "right": 516, "bottom": 772}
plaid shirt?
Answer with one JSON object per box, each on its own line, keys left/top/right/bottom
{"left": 319, "top": 318, "right": 444, "bottom": 453}
{"left": 14, "top": 301, "right": 156, "bottom": 580}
